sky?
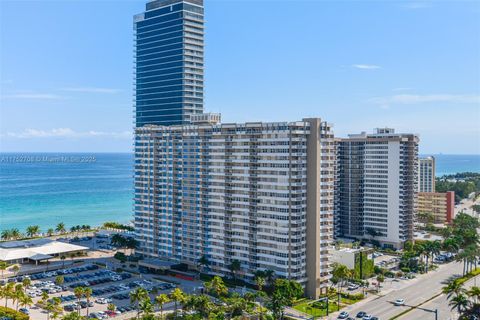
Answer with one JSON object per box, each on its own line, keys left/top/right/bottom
{"left": 1, "top": 0, "right": 479, "bottom": 154}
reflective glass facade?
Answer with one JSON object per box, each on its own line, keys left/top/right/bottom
{"left": 134, "top": 0, "right": 204, "bottom": 127}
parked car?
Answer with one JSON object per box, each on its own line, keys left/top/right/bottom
{"left": 338, "top": 311, "right": 350, "bottom": 319}
{"left": 18, "top": 308, "right": 29, "bottom": 315}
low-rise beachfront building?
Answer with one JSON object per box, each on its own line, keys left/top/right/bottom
{"left": 418, "top": 191, "right": 455, "bottom": 224}
{"left": 0, "top": 238, "right": 87, "bottom": 264}
{"left": 331, "top": 247, "right": 374, "bottom": 279}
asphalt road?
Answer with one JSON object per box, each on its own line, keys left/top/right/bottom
{"left": 329, "top": 261, "right": 465, "bottom": 320}
{"left": 398, "top": 273, "right": 480, "bottom": 320}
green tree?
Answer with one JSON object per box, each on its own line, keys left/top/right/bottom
{"left": 18, "top": 293, "right": 33, "bottom": 312}
{"left": 154, "top": 294, "right": 170, "bottom": 319}
{"left": 26, "top": 225, "right": 40, "bottom": 238}
{"left": 169, "top": 287, "right": 186, "bottom": 318}
{"left": 84, "top": 287, "right": 92, "bottom": 317}
{"left": 449, "top": 293, "right": 470, "bottom": 315}
{"left": 442, "top": 280, "right": 466, "bottom": 299}
{"left": 255, "top": 276, "right": 266, "bottom": 292}
{"left": 467, "top": 286, "right": 480, "bottom": 304}
{"left": 130, "top": 287, "right": 149, "bottom": 319}
{"left": 73, "top": 287, "right": 85, "bottom": 315}
{"left": 11, "top": 265, "right": 19, "bottom": 278}
{"left": 56, "top": 223, "right": 66, "bottom": 234}
{"left": 139, "top": 299, "right": 154, "bottom": 317}
{"left": 0, "top": 261, "right": 8, "bottom": 279}
{"left": 376, "top": 274, "right": 385, "bottom": 292}
{"left": 228, "top": 259, "right": 241, "bottom": 285}
{"left": 197, "top": 254, "right": 209, "bottom": 272}
{"left": 61, "top": 312, "right": 83, "bottom": 320}
{"left": 204, "top": 276, "right": 228, "bottom": 297}
{"left": 55, "top": 276, "right": 64, "bottom": 286}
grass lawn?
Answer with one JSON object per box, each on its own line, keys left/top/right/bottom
{"left": 293, "top": 293, "right": 364, "bottom": 317}
{"left": 294, "top": 300, "right": 338, "bottom": 317}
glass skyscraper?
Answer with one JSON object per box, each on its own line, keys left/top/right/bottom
{"left": 134, "top": 0, "right": 204, "bottom": 127}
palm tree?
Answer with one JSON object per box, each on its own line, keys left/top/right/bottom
{"left": 264, "top": 269, "right": 275, "bottom": 287}
{"left": 2, "top": 282, "right": 15, "bottom": 308}
{"left": 139, "top": 299, "right": 154, "bottom": 317}
{"left": 255, "top": 276, "right": 266, "bottom": 292}
{"left": 190, "top": 294, "right": 212, "bottom": 318}
{"left": 442, "top": 238, "right": 460, "bottom": 254}
{"left": 449, "top": 293, "right": 470, "bottom": 315}
{"left": 84, "top": 287, "right": 92, "bottom": 317}
{"left": 155, "top": 294, "right": 170, "bottom": 319}
{"left": 60, "top": 255, "right": 66, "bottom": 269}
{"left": 10, "top": 228, "right": 21, "bottom": 240}
{"left": 22, "top": 277, "right": 31, "bottom": 292}
{"left": 228, "top": 259, "right": 241, "bottom": 285}
{"left": 107, "top": 303, "right": 116, "bottom": 312}
{"left": 197, "top": 254, "right": 209, "bottom": 272}
{"left": 40, "top": 290, "right": 50, "bottom": 306}
{"left": 55, "top": 276, "right": 64, "bottom": 286}
{"left": 47, "top": 228, "right": 54, "bottom": 237}
{"left": 0, "top": 261, "right": 8, "bottom": 279}
{"left": 442, "top": 280, "right": 466, "bottom": 299}
{"left": 169, "top": 287, "right": 186, "bottom": 318}
{"left": 56, "top": 223, "right": 66, "bottom": 234}
{"left": 1, "top": 230, "right": 11, "bottom": 241}
{"left": 467, "top": 286, "right": 480, "bottom": 304}
{"left": 73, "top": 287, "right": 85, "bottom": 315}
{"left": 130, "top": 287, "right": 149, "bottom": 319}
{"left": 13, "top": 283, "right": 23, "bottom": 311}
{"left": 62, "top": 312, "right": 83, "bottom": 320}
{"left": 11, "top": 264, "right": 20, "bottom": 278}
{"left": 18, "top": 293, "right": 33, "bottom": 312}
{"left": 26, "top": 225, "right": 40, "bottom": 238}
{"left": 205, "top": 276, "right": 228, "bottom": 297}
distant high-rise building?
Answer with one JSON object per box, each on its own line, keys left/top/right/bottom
{"left": 335, "top": 128, "right": 419, "bottom": 249}
{"left": 418, "top": 156, "right": 436, "bottom": 192}
{"left": 134, "top": 0, "right": 204, "bottom": 127}
{"left": 134, "top": 118, "right": 336, "bottom": 298}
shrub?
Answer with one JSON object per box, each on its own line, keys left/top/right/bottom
{"left": 114, "top": 252, "right": 127, "bottom": 262}
{"left": 340, "top": 292, "right": 365, "bottom": 300}
{"left": 0, "top": 306, "right": 29, "bottom": 320}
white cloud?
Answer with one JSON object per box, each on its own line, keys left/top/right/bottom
{"left": 352, "top": 64, "right": 381, "bottom": 70}
{"left": 369, "top": 94, "right": 480, "bottom": 108}
{"left": 2, "top": 128, "right": 132, "bottom": 139}
{"left": 1, "top": 93, "right": 65, "bottom": 100}
{"left": 61, "top": 87, "right": 121, "bottom": 94}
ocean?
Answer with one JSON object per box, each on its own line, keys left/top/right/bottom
{"left": 0, "top": 153, "right": 133, "bottom": 232}
{"left": 428, "top": 154, "right": 480, "bottom": 177}
{"left": 0, "top": 153, "right": 479, "bottom": 232}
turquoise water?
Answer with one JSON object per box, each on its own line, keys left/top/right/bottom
{"left": 0, "top": 153, "right": 133, "bottom": 232}
{"left": 425, "top": 154, "right": 480, "bottom": 176}
{"left": 0, "top": 153, "right": 479, "bottom": 232}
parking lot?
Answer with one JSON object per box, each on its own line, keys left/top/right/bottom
{"left": 1, "top": 262, "right": 176, "bottom": 319}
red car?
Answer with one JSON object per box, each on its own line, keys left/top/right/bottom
{"left": 105, "top": 311, "right": 116, "bottom": 317}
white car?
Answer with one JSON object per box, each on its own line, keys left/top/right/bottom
{"left": 394, "top": 298, "right": 405, "bottom": 306}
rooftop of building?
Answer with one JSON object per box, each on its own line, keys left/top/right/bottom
{"left": 0, "top": 238, "right": 88, "bottom": 262}
{"left": 146, "top": 0, "right": 203, "bottom": 11}
{"left": 136, "top": 117, "right": 333, "bottom": 133}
